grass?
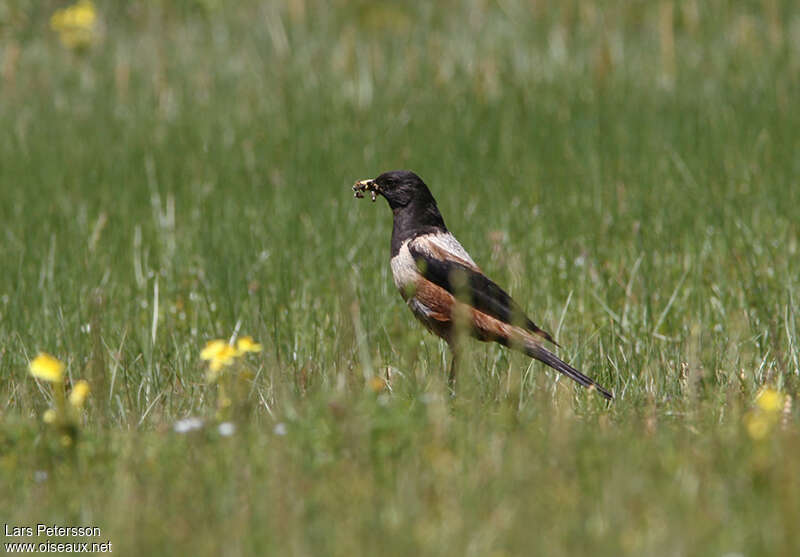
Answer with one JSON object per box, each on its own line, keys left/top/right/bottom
{"left": 1, "top": 0, "right": 799, "bottom": 555}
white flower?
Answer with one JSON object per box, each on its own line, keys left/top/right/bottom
{"left": 173, "top": 417, "right": 204, "bottom": 433}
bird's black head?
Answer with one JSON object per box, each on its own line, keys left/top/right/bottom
{"left": 354, "top": 170, "right": 436, "bottom": 211}
{"left": 353, "top": 170, "right": 448, "bottom": 254}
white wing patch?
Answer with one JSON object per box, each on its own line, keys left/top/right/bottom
{"left": 426, "top": 232, "right": 477, "bottom": 266}
{"left": 408, "top": 232, "right": 479, "bottom": 273}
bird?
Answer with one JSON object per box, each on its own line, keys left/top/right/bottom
{"left": 352, "top": 170, "right": 613, "bottom": 400}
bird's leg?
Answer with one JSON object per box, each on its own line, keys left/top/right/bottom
{"left": 448, "top": 347, "right": 458, "bottom": 397}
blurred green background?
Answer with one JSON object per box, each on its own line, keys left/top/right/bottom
{"left": 1, "top": 1, "right": 799, "bottom": 555}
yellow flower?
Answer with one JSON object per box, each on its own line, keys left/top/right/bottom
{"left": 209, "top": 345, "right": 239, "bottom": 371}
{"left": 201, "top": 339, "right": 228, "bottom": 360}
{"left": 43, "top": 409, "right": 57, "bottom": 424}
{"left": 50, "top": 0, "right": 97, "bottom": 49}
{"left": 236, "top": 336, "right": 263, "bottom": 353}
{"left": 201, "top": 340, "right": 240, "bottom": 379}
{"left": 744, "top": 388, "right": 785, "bottom": 441}
{"left": 29, "top": 353, "right": 65, "bottom": 383}
{"left": 756, "top": 388, "right": 783, "bottom": 414}
{"left": 68, "top": 380, "right": 90, "bottom": 408}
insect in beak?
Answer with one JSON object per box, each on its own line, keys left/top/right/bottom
{"left": 353, "top": 179, "right": 379, "bottom": 202}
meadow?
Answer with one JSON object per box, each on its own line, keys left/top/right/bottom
{"left": 1, "top": 1, "right": 799, "bottom": 555}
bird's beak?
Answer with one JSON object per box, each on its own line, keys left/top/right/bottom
{"left": 353, "top": 179, "right": 380, "bottom": 202}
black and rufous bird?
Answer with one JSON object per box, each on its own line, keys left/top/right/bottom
{"left": 353, "top": 170, "right": 613, "bottom": 400}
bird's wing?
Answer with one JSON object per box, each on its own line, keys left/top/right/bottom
{"left": 418, "top": 232, "right": 481, "bottom": 271}
{"left": 408, "top": 235, "right": 558, "bottom": 346}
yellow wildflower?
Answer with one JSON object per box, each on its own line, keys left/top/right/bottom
{"left": 209, "top": 345, "right": 239, "bottom": 371}
{"left": 50, "top": 0, "right": 97, "bottom": 50}
{"left": 201, "top": 339, "right": 240, "bottom": 377}
{"left": 201, "top": 339, "right": 228, "bottom": 360}
{"left": 756, "top": 388, "right": 783, "bottom": 414}
{"left": 42, "top": 409, "right": 57, "bottom": 424}
{"left": 744, "top": 387, "right": 785, "bottom": 441}
{"left": 29, "top": 353, "right": 65, "bottom": 383}
{"left": 236, "top": 336, "right": 263, "bottom": 353}
{"left": 68, "top": 380, "right": 90, "bottom": 408}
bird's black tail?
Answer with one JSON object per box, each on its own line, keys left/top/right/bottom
{"left": 525, "top": 344, "right": 614, "bottom": 400}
